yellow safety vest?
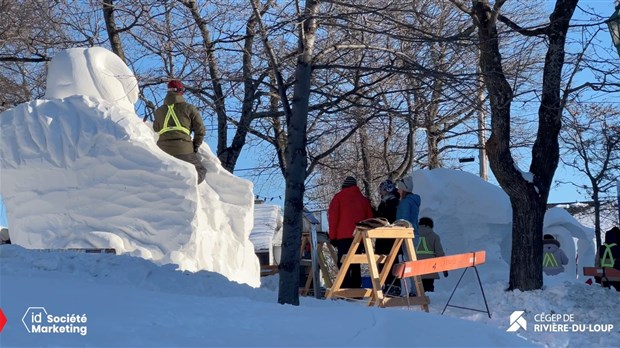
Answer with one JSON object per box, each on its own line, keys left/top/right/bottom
{"left": 416, "top": 236, "right": 434, "bottom": 255}
{"left": 543, "top": 252, "right": 558, "bottom": 268}
{"left": 158, "top": 105, "right": 190, "bottom": 135}
{"left": 601, "top": 243, "right": 617, "bottom": 268}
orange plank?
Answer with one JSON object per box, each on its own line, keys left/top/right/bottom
{"left": 392, "top": 251, "right": 486, "bottom": 278}
{"left": 583, "top": 267, "right": 620, "bottom": 278}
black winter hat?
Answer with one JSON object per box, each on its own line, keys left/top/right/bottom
{"left": 342, "top": 176, "right": 357, "bottom": 188}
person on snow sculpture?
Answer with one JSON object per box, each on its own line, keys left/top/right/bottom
{"left": 328, "top": 176, "right": 373, "bottom": 289}
{"left": 153, "top": 80, "right": 207, "bottom": 184}
{"left": 542, "top": 234, "right": 569, "bottom": 276}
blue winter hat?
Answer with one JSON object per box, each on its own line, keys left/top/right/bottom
{"left": 379, "top": 179, "right": 396, "bottom": 194}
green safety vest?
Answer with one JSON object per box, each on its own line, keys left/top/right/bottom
{"left": 158, "top": 105, "right": 190, "bottom": 136}
{"left": 416, "top": 236, "right": 434, "bottom": 255}
{"left": 601, "top": 243, "right": 617, "bottom": 268}
{"left": 543, "top": 252, "right": 558, "bottom": 268}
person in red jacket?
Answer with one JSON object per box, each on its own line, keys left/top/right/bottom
{"left": 328, "top": 176, "right": 373, "bottom": 288}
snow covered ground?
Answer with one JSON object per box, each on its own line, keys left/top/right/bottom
{"left": 1, "top": 242, "right": 618, "bottom": 347}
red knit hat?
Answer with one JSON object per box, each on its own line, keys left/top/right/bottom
{"left": 167, "top": 80, "right": 184, "bottom": 94}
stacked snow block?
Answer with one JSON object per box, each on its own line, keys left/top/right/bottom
{"left": 249, "top": 204, "right": 282, "bottom": 266}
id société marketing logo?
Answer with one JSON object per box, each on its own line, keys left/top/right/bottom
{"left": 22, "top": 307, "right": 88, "bottom": 336}
{"left": 507, "top": 310, "right": 614, "bottom": 333}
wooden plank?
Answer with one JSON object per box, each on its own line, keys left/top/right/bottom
{"left": 330, "top": 288, "right": 374, "bottom": 298}
{"left": 343, "top": 254, "right": 387, "bottom": 264}
{"left": 393, "top": 251, "right": 486, "bottom": 278}
{"left": 365, "top": 227, "right": 414, "bottom": 239}
{"left": 583, "top": 267, "right": 620, "bottom": 280}
{"left": 380, "top": 295, "right": 431, "bottom": 308}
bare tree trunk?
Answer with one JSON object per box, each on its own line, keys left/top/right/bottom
{"left": 277, "top": 0, "right": 319, "bottom": 306}
{"left": 269, "top": 82, "right": 288, "bottom": 175}
{"left": 592, "top": 187, "right": 602, "bottom": 250}
{"left": 102, "top": 0, "right": 126, "bottom": 62}
{"left": 358, "top": 125, "right": 373, "bottom": 200}
{"left": 426, "top": 75, "right": 443, "bottom": 169}
{"left": 426, "top": 128, "right": 441, "bottom": 169}
{"left": 477, "top": 67, "right": 488, "bottom": 180}
{"left": 218, "top": 12, "right": 261, "bottom": 171}
{"left": 252, "top": 0, "right": 319, "bottom": 305}
{"left": 472, "top": 0, "right": 578, "bottom": 291}
{"left": 179, "top": 0, "right": 228, "bottom": 163}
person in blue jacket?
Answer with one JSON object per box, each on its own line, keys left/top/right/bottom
{"left": 395, "top": 174, "right": 422, "bottom": 296}
{"left": 396, "top": 175, "right": 421, "bottom": 234}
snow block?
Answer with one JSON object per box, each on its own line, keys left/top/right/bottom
{"left": 0, "top": 47, "right": 260, "bottom": 287}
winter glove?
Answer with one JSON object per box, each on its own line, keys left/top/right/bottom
{"left": 443, "top": 271, "right": 449, "bottom": 277}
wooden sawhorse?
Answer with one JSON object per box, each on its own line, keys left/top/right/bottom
{"left": 325, "top": 225, "right": 429, "bottom": 312}
{"left": 583, "top": 266, "right": 620, "bottom": 288}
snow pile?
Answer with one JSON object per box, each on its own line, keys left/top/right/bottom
{"left": 411, "top": 169, "right": 599, "bottom": 283}
{"left": 0, "top": 47, "right": 259, "bottom": 287}
{"left": 413, "top": 169, "right": 513, "bottom": 282}
{"left": 249, "top": 203, "right": 282, "bottom": 251}
{"left": 544, "top": 208, "right": 596, "bottom": 274}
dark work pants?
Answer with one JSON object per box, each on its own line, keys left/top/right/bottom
{"left": 336, "top": 238, "right": 362, "bottom": 289}
{"left": 422, "top": 279, "right": 435, "bottom": 292}
{"left": 173, "top": 153, "right": 206, "bottom": 184}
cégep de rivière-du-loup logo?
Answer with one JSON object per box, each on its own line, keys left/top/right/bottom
{"left": 507, "top": 310, "right": 527, "bottom": 332}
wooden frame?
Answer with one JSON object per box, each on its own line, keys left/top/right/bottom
{"left": 300, "top": 232, "right": 338, "bottom": 296}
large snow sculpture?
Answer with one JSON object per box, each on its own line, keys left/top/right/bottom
{"left": 0, "top": 47, "right": 260, "bottom": 287}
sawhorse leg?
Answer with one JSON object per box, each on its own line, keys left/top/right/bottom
{"left": 441, "top": 266, "right": 491, "bottom": 318}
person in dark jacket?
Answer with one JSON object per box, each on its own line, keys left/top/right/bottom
{"left": 596, "top": 226, "right": 620, "bottom": 291}
{"left": 374, "top": 179, "right": 401, "bottom": 295}
{"left": 542, "top": 234, "right": 569, "bottom": 276}
{"left": 153, "top": 80, "right": 207, "bottom": 184}
{"left": 416, "top": 217, "right": 447, "bottom": 292}
{"left": 328, "top": 176, "right": 373, "bottom": 288}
